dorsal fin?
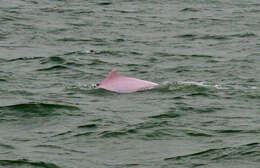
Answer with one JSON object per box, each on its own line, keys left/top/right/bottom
{"left": 107, "top": 69, "right": 119, "bottom": 79}
{"left": 99, "top": 69, "right": 119, "bottom": 85}
{"left": 98, "top": 69, "right": 158, "bottom": 93}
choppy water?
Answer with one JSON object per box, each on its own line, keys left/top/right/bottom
{"left": 0, "top": 0, "right": 260, "bottom": 167}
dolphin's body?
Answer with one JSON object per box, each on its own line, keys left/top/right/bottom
{"left": 98, "top": 70, "right": 158, "bottom": 93}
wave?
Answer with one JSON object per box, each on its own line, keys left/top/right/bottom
{"left": 95, "top": 120, "right": 172, "bottom": 140}
{"left": 71, "top": 80, "right": 219, "bottom": 96}
{"left": 180, "top": 8, "right": 199, "bottom": 12}
{"left": 40, "top": 7, "right": 94, "bottom": 15}
{"left": 39, "top": 56, "right": 84, "bottom": 69}
{"left": 37, "top": 65, "right": 69, "bottom": 71}
{"left": 98, "top": 129, "right": 137, "bottom": 138}
{"left": 87, "top": 59, "right": 107, "bottom": 66}
{"left": 0, "top": 58, "right": 7, "bottom": 62}
{"left": 175, "top": 33, "right": 229, "bottom": 40}
{"left": 56, "top": 37, "right": 91, "bottom": 42}
{"left": 176, "top": 32, "right": 256, "bottom": 41}
{"left": 165, "top": 142, "right": 260, "bottom": 162}
{"left": 0, "top": 143, "right": 15, "bottom": 150}
{"left": 142, "top": 81, "right": 218, "bottom": 96}
{"left": 40, "top": 56, "right": 66, "bottom": 64}
{"left": 231, "top": 32, "right": 256, "bottom": 38}
{"left": 149, "top": 111, "right": 180, "bottom": 119}
{"left": 78, "top": 123, "right": 98, "bottom": 129}
{"left": 97, "top": 2, "right": 112, "bottom": 6}
{"left": 154, "top": 52, "right": 213, "bottom": 58}
{"left": 0, "top": 102, "right": 79, "bottom": 119}
{"left": 0, "top": 159, "right": 61, "bottom": 168}
{"left": 2, "top": 57, "right": 44, "bottom": 62}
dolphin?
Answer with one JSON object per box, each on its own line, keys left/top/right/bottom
{"left": 98, "top": 69, "right": 158, "bottom": 93}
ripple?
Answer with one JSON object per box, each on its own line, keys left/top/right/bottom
{"left": 97, "top": 2, "right": 112, "bottom": 6}
{"left": 200, "top": 35, "right": 229, "bottom": 40}
{"left": 7, "top": 57, "right": 44, "bottom": 62}
{"left": 95, "top": 120, "right": 173, "bottom": 139}
{"left": 245, "top": 92, "right": 260, "bottom": 99}
{"left": 66, "top": 85, "right": 108, "bottom": 95}
{"left": 40, "top": 56, "right": 66, "bottom": 64}
{"left": 175, "top": 34, "right": 197, "bottom": 39}
{"left": 34, "top": 144, "right": 63, "bottom": 150}
{"left": 99, "top": 129, "right": 137, "bottom": 138}
{"left": 143, "top": 129, "right": 177, "bottom": 140}
{"left": 93, "top": 50, "right": 123, "bottom": 57}
{"left": 175, "top": 34, "right": 229, "bottom": 40}
{"left": 165, "top": 148, "right": 227, "bottom": 161}
{"left": 51, "top": 130, "right": 73, "bottom": 138}
{"left": 40, "top": 7, "right": 94, "bottom": 15}
{"left": 153, "top": 52, "right": 177, "bottom": 57}
{"left": 215, "top": 129, "right": 260, "bottom": 134}
{"left": 63, "top": 51, "right": 88, "bottom": 56}
{"left": 0, "top": 143, "right": 15, "bottom": 150}
{"left": 0, "top": 32, "right": 8, "bottom": 40}
{"left": 35, "top": 144, "right": 86, "bottom": 154}
{"left": 73, "top": 131, "right": 95, "bottom": 138}
{"left": 164, "top": 66, "right": 191, "bottom": 73}
{"left": 149, "top": 111, "right": 180, "bottom": 119}
{"left": 114, "top": 9, "right": 141, "bottom": 14}
{"left": 0, "top": 102, "right": 79, "bottom": 118}
{"left": 135, "top": 120, "right": 170, "bottom": 130}
{"left": 184, "top": 129, "right": 213, "bottom": 137}
{"left": 78, "top": 123, "right": 98, "bottom": 129}
{"left": 37, "top": 65, "right": 69, "bottom": 71}
{"left": 165, "top": 142, "right": 260, "bottom": 163}
{"left": 180, "top": 8, "right": 199, "bottom": 12}
{"left": 65, "top": 62, "right": 84, "bottom": 67}
{"left": 153, "top": 81, "right": 217, "bottom": 96}
{"left": 87, "top": 59, "right": 107, "bottom": 65}
{"left": 231, "top": 32, "right": 257, "bottom": 38}
{"left": 0, "top": 159, "right": 61, "bottom": 168}
{"left": 154, "top": 52, "right": 214, "bottom": 59}
{"left": 56, "top": 37, "right": 91, "bottom": 42}
{"left": 0, "top": 58, "right": 6, "bottom": 62}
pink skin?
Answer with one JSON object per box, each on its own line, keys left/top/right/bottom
{"left": 98, "top": 70, "right": 158, "bottom": 93}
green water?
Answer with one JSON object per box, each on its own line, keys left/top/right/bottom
{"left": 0, "top": 0, "right": 260, "bottom": 167}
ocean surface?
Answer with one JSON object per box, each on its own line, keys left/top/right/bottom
{"left": 0, "top": 0, "right": 260, "bottom": 167}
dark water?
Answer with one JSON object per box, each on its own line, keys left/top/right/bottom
{"left": 0, "top": 0, "right": 260, "bottom": 167}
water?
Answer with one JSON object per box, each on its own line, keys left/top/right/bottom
{"left": 0, "top": 0, "right": 260, "bottom": 167}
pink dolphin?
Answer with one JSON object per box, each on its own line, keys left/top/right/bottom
{"left": 98, "top": 70, "right": 158, "bottom": 93}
